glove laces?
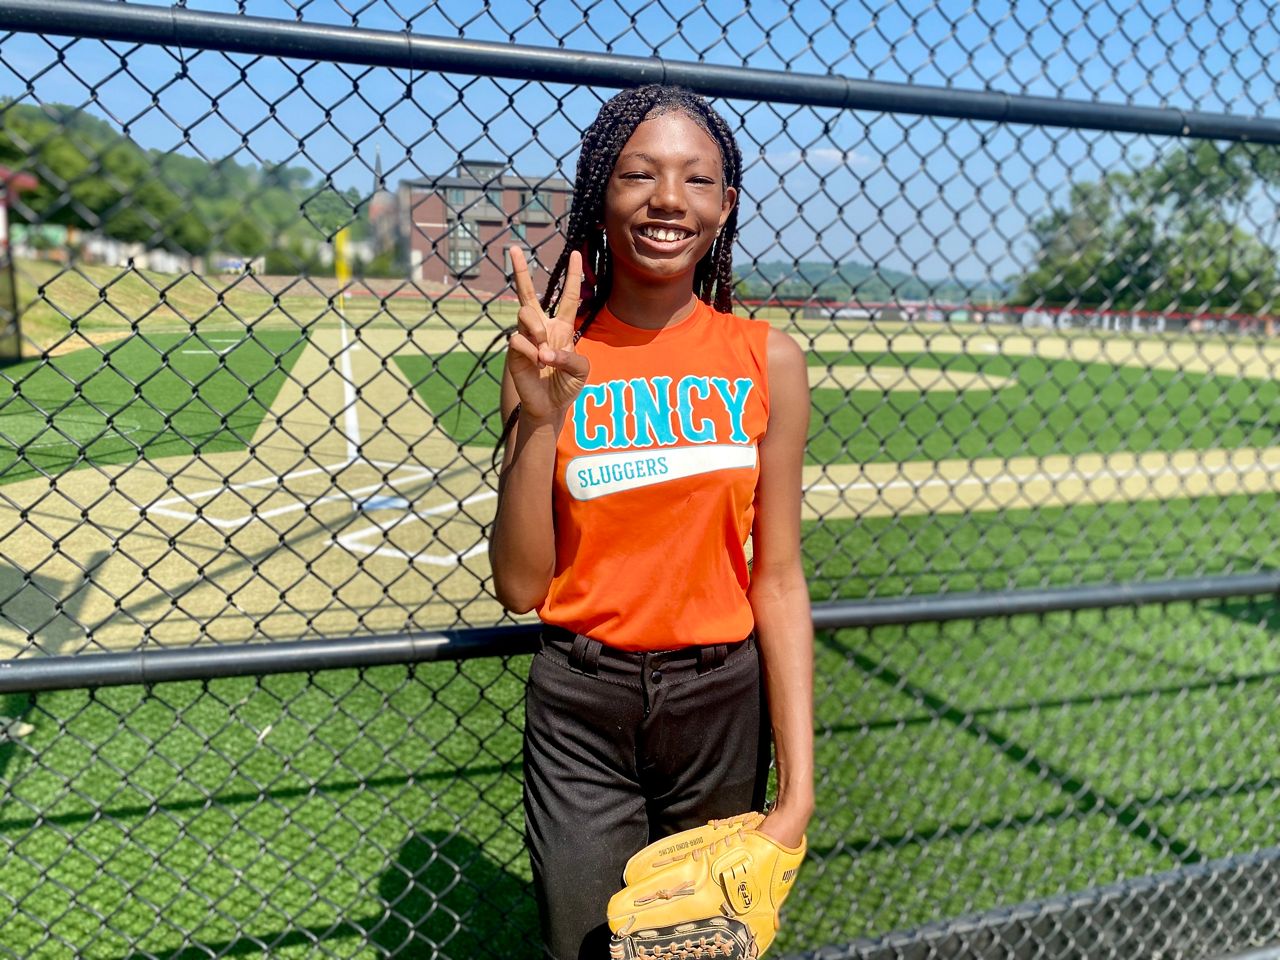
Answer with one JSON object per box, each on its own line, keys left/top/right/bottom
{"left": 633, "top": 880, "right": 696, "bottom": 905}
{"left": 651, "top": 825, "right": 748, "bottom": 870}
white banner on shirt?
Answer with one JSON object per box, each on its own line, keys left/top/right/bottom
{"left": 565, "top": 444, "right": 758, "bottom": 501}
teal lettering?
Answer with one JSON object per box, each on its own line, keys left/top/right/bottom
{"left": 606, "top": 380, "right": 631, "bottom": 449}
{"left": 630, "top": 376, "right": 677, "bottom": 447}
{"left": 711, "top": 377, "right": 753, "bottom": 443}
{"left": 676, "top": 375, "right": 716, "bottom": 443}
{"left": 574, "top": 385, "right": 609, "bottom": 451}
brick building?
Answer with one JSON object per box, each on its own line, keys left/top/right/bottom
{"left": 399, "top": 159, "right": 573, "bottom": 291}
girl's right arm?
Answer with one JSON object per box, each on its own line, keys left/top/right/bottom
{"left": 489, "top": 367, "right": 566, "bottom": 612}
{"left": 488, "top": 248, "right": 587, "bottom": 613}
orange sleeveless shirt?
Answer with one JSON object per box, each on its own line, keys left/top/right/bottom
{"left": 537, "top": 298, "right": 772, "bottom": 651}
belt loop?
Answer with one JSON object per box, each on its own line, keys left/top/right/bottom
{"left": 697, "top": 643, "right": 728, "bottom": 675}
{"left": 569, "top": 633, "right": 590, "bottom": 672}
{"left": 570, "top": 633, "right": 602, "bottom": 676}
{"left": 583, "top": 636, "right": 602, "bottom": 675}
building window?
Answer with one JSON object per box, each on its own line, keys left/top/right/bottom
{"left": 518, "top": 190, "right": 550, "bottom": 210}
{"left": 450, "top": 219, "right": 480, "bottom": 243}
{"left": 505, "top": 225, "right": 529, "bottom": 274}
{"left": 449, "top": 247, "right": 478, "bottom": 273}
{"left": 448, "top": 219, "right": 480, "bottom": 274}
{"left": 520, "top": 190, "right": 553, "bottom": 224}
{"left": 447, "top": 187, "right": 467, "bottom": 205}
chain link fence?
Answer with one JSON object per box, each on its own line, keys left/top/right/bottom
{"left": 0, "top": 0, "right": 1279, "bottom": 957}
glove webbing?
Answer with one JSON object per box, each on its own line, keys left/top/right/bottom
{"left": 609, "top": 932, "right": 743, "bottom": 960}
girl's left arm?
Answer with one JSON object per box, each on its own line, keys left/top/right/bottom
{"left": 750, "top": 326, "right": 814, "bottom": 849}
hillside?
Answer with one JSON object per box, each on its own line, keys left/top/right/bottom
{"left": 0, "top": 100, "right": 368, "bottom": 260}
{"left": 736, "top": 259, "right": 1007, "bottom": 302}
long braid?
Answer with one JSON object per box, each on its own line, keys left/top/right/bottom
{"left": 487, "top": 85, "right": 744, "bottom": 472}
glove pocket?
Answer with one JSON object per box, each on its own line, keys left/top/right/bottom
{"left": 607, "top": 857, "right": 721, "bottom": 935}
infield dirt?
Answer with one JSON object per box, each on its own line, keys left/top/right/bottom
{"left": 1, "top": 320, "right": 1275, "bottom": 656}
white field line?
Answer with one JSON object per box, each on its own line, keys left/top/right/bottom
{"left": 805, "top": 453, "right": 1280, "bottom": 496}
{"left": 149, "top": 459, "right": 437, "bottom": 527}
{"left": 181, "top": 337, "right": 242, "bottom": 355}
{"left": 338, "top": 316, "right": 361, "bottom": 464}
{"left": 181, "top": 335, "right": 243, "bottom": 355}
{"left": 338, "top": 542, "right": 488, "bottom": 566}
{"left": 331, "top": 491, "right": 496, "bottom": 566}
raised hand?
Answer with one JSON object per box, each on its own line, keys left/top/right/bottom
{"left": 505, "top": 247, "right": 589, "bottom": 423}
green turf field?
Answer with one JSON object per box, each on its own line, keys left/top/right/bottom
{"left": 0, "top": 332, "right": 309, "bottom": 485}
{"left": 2, "top": 607, "right": 1277, "bottom": 957}
{"left": 805, "top": 490, "right": 1280, "bottom": 598}
{"left": 1, "top": 492, "right": 1278, "bottom": 957}
{"left": 393, "top": 349, "right": 1280, "bottom": 464}
{"left": 807, "top": 350, "right": 1279, "bottom": 464}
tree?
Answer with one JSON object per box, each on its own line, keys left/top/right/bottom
{"left": 1, "top": 102, "right": 378, "bottom": 267}
{"left": 223, "top": 217, "right": 267, "bottom": 257}
{"left": 1013, "top": 143, "right": 1280, "bottom": 314}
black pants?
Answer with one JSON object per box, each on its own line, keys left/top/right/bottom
{"left": 523, "top": 625, "right": 770, "bottom": 960}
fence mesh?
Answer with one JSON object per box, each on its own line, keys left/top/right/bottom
{"left": 1, "top": 0, "right": 1279, "bottom": 957}
{"left": 6, "top": 600, "right": 1280, "bottom": 958}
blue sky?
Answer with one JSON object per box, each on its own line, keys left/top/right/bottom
{"left": 2, "top": 0, "right": 1277, "bottom": 284}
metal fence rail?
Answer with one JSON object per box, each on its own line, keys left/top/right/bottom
{"left": 8, "top": 0, "right": 1280, "bottom": 142}
{"left": 1, "top": 0, "right": 1279, "bottom": 956}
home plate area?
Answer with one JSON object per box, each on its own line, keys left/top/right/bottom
{"left": 150, "top": 456, "right": 495, "bottom": 569}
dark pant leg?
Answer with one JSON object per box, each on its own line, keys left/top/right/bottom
{"left": 523, "top": 642, "right": 649, "bottom": 960}
{"left": 639, "top": 635, "right": 772, "bottom": 839}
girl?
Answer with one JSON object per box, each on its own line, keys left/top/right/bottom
{"left": 489, "top": 84, "right": 813, "bottom": 960}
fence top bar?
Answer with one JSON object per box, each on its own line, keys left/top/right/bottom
{"left": 4, "top": 0, "right": 1280, "bottom": 144}
{"left": 1, "top": 572, "right": 1277, "bottom": 694}
{"left": 813, "top": 570, "right": 1280, "bottom": 629}
{"left": 0, "top": 624, "right": 543, "bottom": 694}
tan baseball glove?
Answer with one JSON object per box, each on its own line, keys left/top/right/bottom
{"left": 607, "top": 812, "right": 806, "bottom": 959}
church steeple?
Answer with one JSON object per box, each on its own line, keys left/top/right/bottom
{"left": 367, "top": 145, "right": 398, "bottom": 260}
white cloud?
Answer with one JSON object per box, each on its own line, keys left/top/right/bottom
{"left": 758, "top": 147, "right": 876, "bottom": 170}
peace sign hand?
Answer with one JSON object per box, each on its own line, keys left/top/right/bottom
{"left": 505, "top": 247, "right": 590, "bottom": 423}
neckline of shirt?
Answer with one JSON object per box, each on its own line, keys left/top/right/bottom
{"left": 590, "top": 298, "right": 711, "bottom": 345}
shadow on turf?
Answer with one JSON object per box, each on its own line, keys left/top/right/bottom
{"left": 114, "top": 829, "right": 539, "bottom": 960}
{"left": 1212, "top": 593, "right": 1280, "bottom": 633}
{"left": 0, "top": 556, "right": 110, "bottom": 786}
{"left": 0, "top": 690, "right": 34, "bottom": 787}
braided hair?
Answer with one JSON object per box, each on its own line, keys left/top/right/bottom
{"left": 488, "top": 84, "right": 744, "bottom": 468}
{"left": 541, "top": 84, "right": 742, "bottom": 324}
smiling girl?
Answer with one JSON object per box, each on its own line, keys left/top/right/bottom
{"left": 488, "top": 85, "right": 813, "bottom": 960}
